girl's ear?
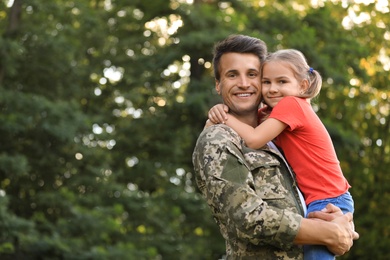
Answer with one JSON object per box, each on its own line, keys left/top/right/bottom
{"left": 300, "top": 79, "right": 309, "bottom": 94}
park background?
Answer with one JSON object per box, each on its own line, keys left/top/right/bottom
{"left": 0, "top": 0, "right": 389, "bottom": 259}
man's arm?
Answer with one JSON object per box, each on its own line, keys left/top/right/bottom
{"left": 294, "top": 204, "right": 359, "bottom": 255}
{"left": 193, "top": 125, "right": 358, "bottom": 254}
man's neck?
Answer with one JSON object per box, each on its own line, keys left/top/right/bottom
{"left": 233, "top": 111, "right": 258, "bottom": 128}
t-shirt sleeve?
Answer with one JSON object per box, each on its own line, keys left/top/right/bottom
{"left": 268, "top": 97, "right": 305, "bottom": 131}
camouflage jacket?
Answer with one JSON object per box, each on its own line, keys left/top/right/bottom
{"left": 192, "top": 124, "right": 305, "bottom": 259}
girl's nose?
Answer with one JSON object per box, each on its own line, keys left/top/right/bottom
{"left": 268, "top": 83, "right": 278, "bottom": 92}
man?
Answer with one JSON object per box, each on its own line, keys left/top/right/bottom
{"left": 192, "top": 34, "right": 358, "bottom": 259}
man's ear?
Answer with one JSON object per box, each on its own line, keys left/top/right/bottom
{"left": 215, "top": 80, "right": 221, "bottom": 95}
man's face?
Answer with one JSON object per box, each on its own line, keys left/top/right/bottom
{"left": 215, "top": 52, "right": 262, "bottom": 117}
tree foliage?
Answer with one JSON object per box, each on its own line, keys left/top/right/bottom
{"left": 0, "top": 0, "right": 389, "bottom": 259}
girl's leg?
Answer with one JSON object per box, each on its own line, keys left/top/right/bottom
{"left": 304, "top": 192, "right": 354, "bottom": 260}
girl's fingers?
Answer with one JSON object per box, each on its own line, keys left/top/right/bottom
{"left": 209, "top": 104, "right": 229, "bottom": 123}
{"left": 209, "top": 109, "right": 224, "bottom": 124}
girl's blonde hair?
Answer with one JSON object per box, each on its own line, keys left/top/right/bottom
{"left": 263, "top": 49, "right": 322, "bottom": 99}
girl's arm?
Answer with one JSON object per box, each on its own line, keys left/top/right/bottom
{"left": 208, "top": 104, "right": 229, "bottom": 124}
{"left": 225, "top": 115, "right": 287, "bottom": 149}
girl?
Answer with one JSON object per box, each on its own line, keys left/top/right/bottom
{"left": 208, "top": 49, "right": 354, "bottom": 260}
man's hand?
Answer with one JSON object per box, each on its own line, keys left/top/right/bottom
{"left": 307, "top": 203, "right": 343, "bottom": 221}
{"left": 308, "top": 203, "right": 359, "bottom": 255}
{"left": 326, "top": 212, "right": 359, "bottom": 255}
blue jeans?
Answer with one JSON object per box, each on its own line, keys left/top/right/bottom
{"left": 304, "top": 192, "right": 354, "bottom": 260}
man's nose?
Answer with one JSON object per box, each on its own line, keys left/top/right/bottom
{"left": 237, "top": 76, "right": 250, "bottom": 87}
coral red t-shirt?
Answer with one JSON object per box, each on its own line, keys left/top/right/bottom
{"left": 268, "top": 96, "right": 350, "bottom": 205}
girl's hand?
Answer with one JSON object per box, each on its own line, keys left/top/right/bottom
{"left": 204, "top": 119, "right": 214, "bottom": 129}
{"left": 208, "top": 104, "right": 229, "bottom": 124}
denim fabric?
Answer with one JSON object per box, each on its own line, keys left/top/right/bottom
{"left": 304, "top": 192, "right": 354, "bottom": 260}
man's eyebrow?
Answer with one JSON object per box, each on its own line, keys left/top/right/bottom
{"left": 225, "top": 69, "right": 238, "bottom": 74}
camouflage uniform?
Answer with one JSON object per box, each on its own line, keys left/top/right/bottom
{"left": 192, "top": 124, "right": 305, "bottom": 259}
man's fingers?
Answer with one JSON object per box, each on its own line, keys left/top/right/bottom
{"left": 341, "top": 212, "right": 359, "bottom": 240}
{"left": 321, "top": 203, "right": 339, "bottom": 213}
{"left": 307, "top": 211, "right": 334, "bottom": 221}
{"left": 344, "top": 212, "right": 353, "bottom": 222}
{"left": 353, "top": 231, "right": 360, "bottom": 240}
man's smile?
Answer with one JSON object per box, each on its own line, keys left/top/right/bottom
{"left": 234, "top": 92, "right": 255, "bottom": 98}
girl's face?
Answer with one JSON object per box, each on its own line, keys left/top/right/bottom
{"left": 261, "top": 60, "right": 307, "bottom": 108}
